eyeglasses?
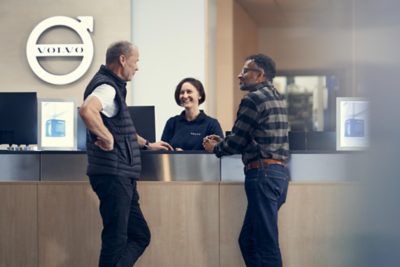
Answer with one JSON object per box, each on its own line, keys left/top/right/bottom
{"left": 239, "top": 67, "right": 262, "bottom": 75}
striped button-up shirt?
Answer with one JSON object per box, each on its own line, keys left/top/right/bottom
{"left": 214, "top": 82, "right": 289, "bottom": 165}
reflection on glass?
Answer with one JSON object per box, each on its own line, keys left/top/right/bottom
{"left": 343, "top": 102, "right": 366, "bottom": 137}
{"left": 45, "top": 119, "right": 66, "bottom": 137}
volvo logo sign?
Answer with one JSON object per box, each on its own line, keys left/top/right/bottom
{"left": 26, "top": 16, "right": 94, "bottom": 85}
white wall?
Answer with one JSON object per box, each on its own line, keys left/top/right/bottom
{"left": 131, "top": 0, "right": 207, "bottom": 140}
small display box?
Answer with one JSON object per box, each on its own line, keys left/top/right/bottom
{"left": 336, "top": 97, "right": 369, "bottom": 151}
{"left": 39, "top": 99, "right": 76, "bottom": 150}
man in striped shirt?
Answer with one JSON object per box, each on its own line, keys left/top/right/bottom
{"left": 203, "top": 54, "right": 289, "bottom": 267}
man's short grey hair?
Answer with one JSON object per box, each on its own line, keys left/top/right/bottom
{"left": 105, "top": 41, "right": 134, "bottom": 65}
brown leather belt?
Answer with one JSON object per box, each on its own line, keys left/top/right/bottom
{"left": 245, "top": 159, "right": 285, "bottom": 171}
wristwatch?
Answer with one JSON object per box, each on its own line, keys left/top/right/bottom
{"left": 143, "top": 139, "right": 150, "bottom": 150}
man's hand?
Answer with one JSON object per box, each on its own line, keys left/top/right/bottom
{"left": 80, "top": 95, "right": 114, "bottom": 151}
{"left": 95, "top": 134, "right": 114, "bottom": 151}
{"left": 205, "top": 134, "right": 223, "bottom": 142}
{"left": 202, "top": 135, "right": 221, "bottom": 153}
{"left": 148, "top": 141, "right": 173, "bottom": 151}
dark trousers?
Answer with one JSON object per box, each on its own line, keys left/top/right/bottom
{"left": 239, "top": 164, "right": 289, "bottom": 267}
{"left": 89, "top": 175, "right": 151, "bottom": 267}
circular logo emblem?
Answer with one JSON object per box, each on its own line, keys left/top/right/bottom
{"left": 26, "top": 16, "right": 94, "bottom": 85}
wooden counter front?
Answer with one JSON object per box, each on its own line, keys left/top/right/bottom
{"left": 0, "top": 181, "right": 356, "bottom": 267}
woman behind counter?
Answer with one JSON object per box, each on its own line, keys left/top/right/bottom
{"left": 161, "top": 77, "right": 223, "bottom": 151}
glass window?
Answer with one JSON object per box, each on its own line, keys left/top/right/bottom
{"left": 274, "top": 73, "right": 341, "bottom": 132}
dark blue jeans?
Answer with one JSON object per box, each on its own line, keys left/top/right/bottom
{"left": 239, "top": 163, "right": 289, "bottom": 267}
{"left": 89, "top": 175, "right": 151, "bottom": 267}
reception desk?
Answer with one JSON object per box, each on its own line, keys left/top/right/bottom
{"left": 0, "top": 150, "right": 357, "bottom": 267}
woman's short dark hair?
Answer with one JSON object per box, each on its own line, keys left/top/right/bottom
{"left": 174, "top": 77, "right": 206, "bottom": 106}
{"left": 246, "top": 54, "right": 276, "bottom": 82}
{"left": 106, "top": 41, "right": 133, "bottom": 65}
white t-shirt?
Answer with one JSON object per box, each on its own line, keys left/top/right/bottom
{"left": 90, "top": 84, "right": 119, "bottom": 118}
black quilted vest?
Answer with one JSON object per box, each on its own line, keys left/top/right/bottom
{"left": 83, "top": 65, "right": 141, "bottom": 178}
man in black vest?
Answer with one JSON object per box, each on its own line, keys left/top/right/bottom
{"left": 80, "top": 41, "right": 172, "bottom": 267}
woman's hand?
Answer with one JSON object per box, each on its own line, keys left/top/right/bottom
{"left": 148, "top": 141, "right": 173, "bottom": 151}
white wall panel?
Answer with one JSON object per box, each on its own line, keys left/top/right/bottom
{"left": 132, "top": 0, "right": 206, "bottom": 140}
